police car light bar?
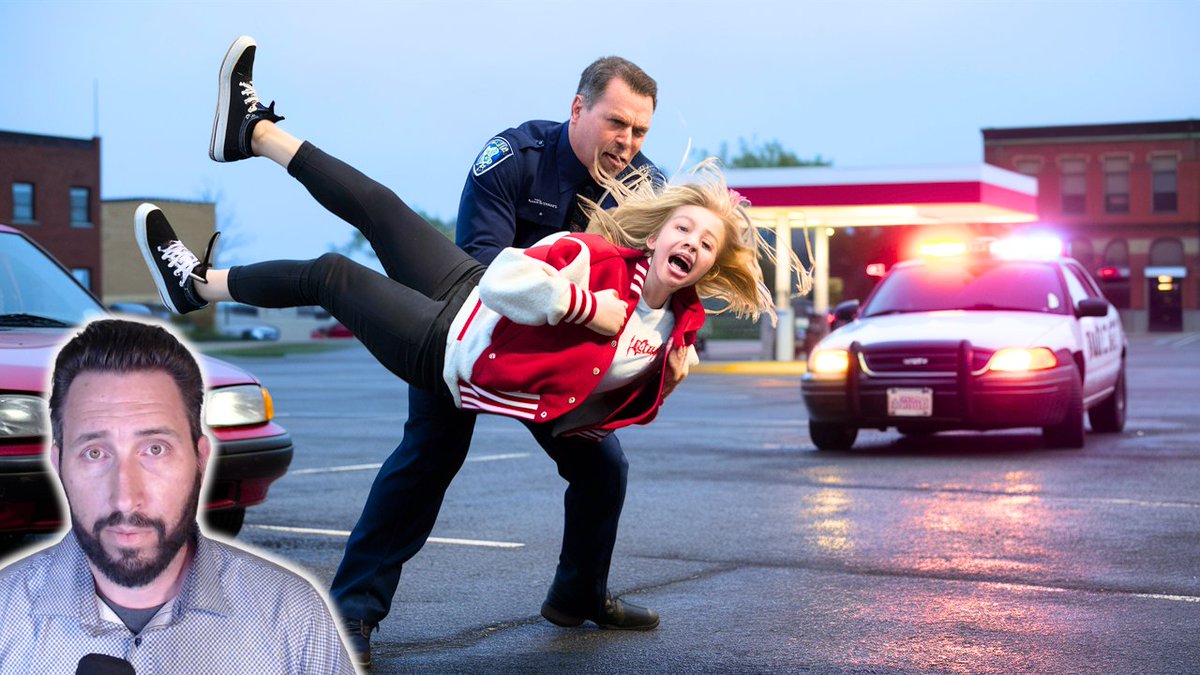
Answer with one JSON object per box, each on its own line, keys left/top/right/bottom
{"left": 989, "top": 235, "right": 1063, "bottom": 261}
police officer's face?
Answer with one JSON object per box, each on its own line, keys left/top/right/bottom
{"left": 52, "top": 370, "right": 211, "bottom": 588}
{"left": 570, "top": 77, "right": 654, "bottom": 178}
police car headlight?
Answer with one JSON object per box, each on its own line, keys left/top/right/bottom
{"left": 987, "top": 348, "right": 1057, "bottom": 372}
{"left": 206, "top": 385, "right": 274, "bottom": 428}
{"left": 809, "top": 349, "right": 850, "bottom": 375}
{"left": 0, "top": 395, "right": 49, "bottom": 438}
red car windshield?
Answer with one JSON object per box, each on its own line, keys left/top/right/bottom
{"left": 862, "top": 261, "right": 1069, "bottom": 317}
{"left": 0, "top": 232, "right": 104, "bottom": 328}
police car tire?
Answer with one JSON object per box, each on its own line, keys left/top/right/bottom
{"left": 809, "top": 420, "right": 858, "bottom": 451}
{"left": 1042, "top": 365, "right": 1085, "bottom": 449}
{"left": 1088, "top": 363, "right": 1127, "bottom": 433}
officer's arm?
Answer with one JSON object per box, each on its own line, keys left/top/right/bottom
{"left": 456, "top": 149, "right": 522, "bottom": 266}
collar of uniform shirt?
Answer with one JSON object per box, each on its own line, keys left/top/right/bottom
{"left": 556, "top": 120, "right": 596, "bottom": 194}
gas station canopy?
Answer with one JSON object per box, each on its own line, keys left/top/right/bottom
{"left": 724, "top": 164, "right": 1039, "bottom": 360}
{"left": 726, "top": 164, "right": 1038, "bottom": 227}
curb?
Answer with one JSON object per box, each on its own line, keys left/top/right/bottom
{"left": 691, "top": 361, "right": 807, "bottom": 375}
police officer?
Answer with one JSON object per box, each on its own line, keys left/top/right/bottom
{"left": 331, "top": 56, "right": 661, "bottom": 667}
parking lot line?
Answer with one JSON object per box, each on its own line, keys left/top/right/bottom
{"left": 288, "top": 452, "right": 531, "bottom": 475}
{"left": 247, "top": 524, "right": 525, "bottom": 548}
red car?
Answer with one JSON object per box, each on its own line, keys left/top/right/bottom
{"left": 311, "top": 321, "right": 354, "bottom": 339}
{"left": 0, "top": 224, "right": 293, "bottom": 545}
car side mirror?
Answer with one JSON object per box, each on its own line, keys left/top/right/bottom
{"left": 833, "top": 300, "right": 860, "bottom": 322}
{"left": 1077, "top": 297, "right": 1109, "bottom": 318}
{"left": 830, "top": 300, "right": 860, "bottom": 330}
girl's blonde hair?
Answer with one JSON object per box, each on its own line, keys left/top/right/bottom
{"left": 584, "top": 158, "right": 812, "bottom": 323}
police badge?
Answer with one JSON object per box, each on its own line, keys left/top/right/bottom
{"left": 473, "top": 137, "right": 514, "bottom": 176}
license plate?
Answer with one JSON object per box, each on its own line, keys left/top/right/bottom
{"left": 887, "top": 387, "right": 933, "bottom": 417}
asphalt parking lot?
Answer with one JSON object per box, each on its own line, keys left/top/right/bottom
{"left": 212, "top": 332, "right": 1200, "bottom": 673}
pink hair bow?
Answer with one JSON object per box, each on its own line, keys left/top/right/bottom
{"left": 729, "top": 188, "right": 750, "bottom": 208}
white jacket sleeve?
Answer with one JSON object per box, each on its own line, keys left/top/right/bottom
{"left": 478, "top": 235, "right": 601, "bottom": 327}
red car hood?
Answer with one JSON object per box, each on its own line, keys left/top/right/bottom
{"left": 0, "top": 328, "right": 257, "bottom": 394}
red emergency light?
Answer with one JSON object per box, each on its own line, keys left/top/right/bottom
{"left": 866, "top": 263, "right": 887, "bottom": 277}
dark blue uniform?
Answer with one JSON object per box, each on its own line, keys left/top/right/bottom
{"left": 330, "top": 119, "right": 658, "bottom": 624}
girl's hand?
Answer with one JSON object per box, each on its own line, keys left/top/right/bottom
{"left": 661, "top": 344, "right": 691, "bottom": 399}
{"left": 586, "top": 289, "right": 629, "bottom": 336}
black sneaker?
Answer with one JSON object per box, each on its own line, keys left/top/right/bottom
{"left": 342, "top": 619, "right": 377, "bottom": 669}
{"left": 135, "top": 203, "right": 217, "bottom": 315}
{"left": 209, "top": 35, "right": 284, "bottom": 162}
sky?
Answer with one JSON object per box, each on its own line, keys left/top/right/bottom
{"left": 2, "top": 0, "right": 1198, "bottom": 266}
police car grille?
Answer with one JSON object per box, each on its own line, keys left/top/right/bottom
{"left": 860, "top": 345, "right": 994, "bottom": 375}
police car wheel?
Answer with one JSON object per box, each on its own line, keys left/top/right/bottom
{"left": 809, "top": 420, "right": 858, "bottom": 451}
{"left": 1042, "top": 365, "right": 1085, "bottom": 449}
{"left": 1088, "top": 363, "right": 1127, "bottom": 434}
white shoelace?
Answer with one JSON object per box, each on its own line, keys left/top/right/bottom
{"left": 157, "top": 241, "right": 200, "bottom": 288}
{"left": 239, "top": 80, "right": 261, "bottom": 112}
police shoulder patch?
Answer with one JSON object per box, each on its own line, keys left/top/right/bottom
{"left": 473, "top": 137, "right": 514, "bottom": 176}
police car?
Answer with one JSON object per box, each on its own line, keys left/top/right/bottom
{"left": 801, "top": 236, "right": 1127, "bottom": 450}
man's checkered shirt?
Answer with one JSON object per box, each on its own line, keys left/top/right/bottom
{"left": 0, "top": 529, "right": 356, "bottom": 674}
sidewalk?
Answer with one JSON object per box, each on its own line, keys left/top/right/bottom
{"left": 693, "top": 339, "right": 807, "bottom": 375}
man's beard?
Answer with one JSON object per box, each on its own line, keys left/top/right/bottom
{"left": 73, "top": 471, "right": 203, "bottom": 588}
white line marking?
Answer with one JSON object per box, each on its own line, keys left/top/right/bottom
{"left": 288, "top": 453, "right": 530, "bottom": 475}
{"left": 467, "top": 452, "right": 530, "bottom": 462}
{"left": 289, "top": 463, "right": 382, "bottom": 475}
{"left": 986, "top": 581, "right": 1200, "bottom": 604}
{"left": 247, "top": 524, "right": 524, "bottom": 548}
{"left": 1072, "top": 497, "right": 1200, "bottom": 510}
{"left": 1132, "top": 592, "right": 1200, "bottom": 603}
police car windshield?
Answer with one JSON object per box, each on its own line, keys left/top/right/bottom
{"left": 862, "top": 260, "right": 1069, "bottom": 317}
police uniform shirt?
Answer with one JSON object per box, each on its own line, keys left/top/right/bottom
{"left": 457, "top": 119, "right": 658, "bottom": 265}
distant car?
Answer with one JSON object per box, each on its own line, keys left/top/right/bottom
{"left": 0, "top": 224, "right": 293, "bottom": 542}
{"left": 802, "top": 236, "right": 1127, "bottom": 451}
{"left": 221, "top": 324, "right": 281, "bottom": 341}
{"left": 311, "top": 321, "right": 353, "bottom": 339}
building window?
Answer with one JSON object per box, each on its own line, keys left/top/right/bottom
{"left": 1103, "top": 157, "right": 1129, "bottom": 213}
{"left": 1151, "top": 156, "right": 1178, "bottom": 213}
{"left": 1060, "top": 159, "right": 1086, "bottom": 214}
{"left": 13, "top": 182, "right": 35, "bottom": 222}
{"left": 1103, "top": 239, "right": 1129, "bottom": 266}
{"left": 1098, "top": 239, "right": 1131, "bottom": 309}
{"left": 1014, "top": 158, "right": 1041, "bottom": 176}
{"left": 71, "top": 268, "right": 92, "bottom": 291}
{"left": 1067, "top": 238, "right": 1094, "bottom": 268}
{"left": 70, "top": 187, "right": 92, "bottom": 226}
{"left": 1149, "top": 238, "right": 1185, "bottom": 266}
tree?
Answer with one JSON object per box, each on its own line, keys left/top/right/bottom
{"left": 336, "top": 209, "right": 456, "bottom": 261}
{"left": 703, "top": 137, "right": 832, "bottom": 169}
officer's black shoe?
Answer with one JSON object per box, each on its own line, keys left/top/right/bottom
{"left": 210, "top": 35, "right": 284, "bottom": 162}
{"left": 135, "top": 203, "right": 217, "bottom": 315}
{"left": 342, "top": 618, "right": 377, "bottom": 669}
{"left": 541, "top": 593, "right": 660, "bottom": 631}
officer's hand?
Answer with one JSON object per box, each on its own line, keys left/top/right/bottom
{"left": 661, "top": 345, "right": 691, "bottom": 400}
{"left": 586, "top": 289, "right": 629, "bottom": 336}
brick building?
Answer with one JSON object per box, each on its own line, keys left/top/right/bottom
{"left": 0, "top": 131, "right": 103, "bottom": 294}
{"left": 983, "top": 120, "right": 1199, "bottom": 332}
{"left": 101, "top": 198, "right": 215, "bottom": 306}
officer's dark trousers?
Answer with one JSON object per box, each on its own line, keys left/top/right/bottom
{"left": 225, "top": 141, "right": 630, "bottom": 623}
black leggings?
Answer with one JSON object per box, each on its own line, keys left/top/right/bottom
{"left": 227, "top": 142, "right": 484, "bottom": 393}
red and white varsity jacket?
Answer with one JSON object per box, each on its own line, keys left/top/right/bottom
{"left": 443, "top": 232, "right": 707, "bottom": 436}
